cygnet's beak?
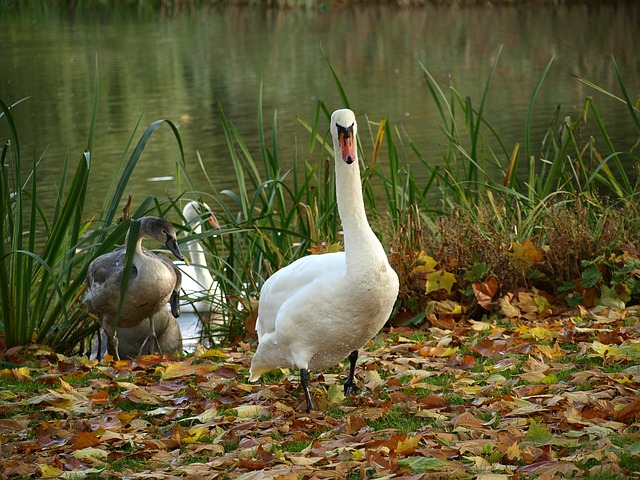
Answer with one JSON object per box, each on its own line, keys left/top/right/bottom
{"left": 166, "top": 235, "right": 185, "bottom": 262}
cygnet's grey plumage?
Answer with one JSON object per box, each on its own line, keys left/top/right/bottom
{"left": 85, "top": 216, "right": 184, "bottom": 358}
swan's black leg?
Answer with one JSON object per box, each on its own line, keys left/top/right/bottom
{"left": 344, "top": 350, "right": 361, "bottom": 396}
{"left": 300, "top": 368, "right": 314, "bottom": 413}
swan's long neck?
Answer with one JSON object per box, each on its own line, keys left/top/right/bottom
{"left": 333, "top": 142, "right": 385, "bottom": 271}
{"left": 186, "top": 221, "right": 214, "bottom": 287}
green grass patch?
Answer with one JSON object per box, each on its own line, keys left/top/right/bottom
{"left": 368, "top": 407, "right": 429, "bottom": 434}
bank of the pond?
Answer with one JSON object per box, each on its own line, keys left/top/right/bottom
{"left": 1, "top": 0, "right": 631, "bottom": 12}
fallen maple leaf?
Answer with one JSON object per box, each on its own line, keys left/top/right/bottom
{"left": 522, "top": 419, "right": 553, "bottom": 446}
{"left": 510, "top": 237, "right": 544, "bottom": 272}
{"left": 425, "top": 269, "right": 457, "bottom": 295}
{"left": 39, "top": 464, "right": 63, "bottom": 479}
{"left": 472, "top": 276, "right": 499, "bottom": 310}
{"left": 612, "top": 396, "right": 640, "bottom": 423}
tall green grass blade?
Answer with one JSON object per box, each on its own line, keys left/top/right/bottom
{"left": 524, "top": 56, "right": 555, "bottom": 170}
{"left": 324, "top": 51, "right": 351, "bottom": 109}
{"left": 103, "top": 119, "right": 184, "bottom": 227}
{"left": 612, "top": 56, "right": 640, "bottom": 135}
{"left": 112, "top": 219, "right": 140, "bottom": 338}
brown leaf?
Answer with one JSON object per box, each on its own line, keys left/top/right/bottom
{"left": 69, "top": 431, "right": 101, "bottom": 450}
{"left": 89, "top": 390, "right": 110, "bottom": 405}
{"left": 472, "top": 276, "right": 499, "bottom": 310}
{"left": 118, "top": 196, "right": 132, "bottom": 223}
{"left": 418, "top": 394, "right": 448, "bottom": 409}
{"left": 612, "top": 396, "right": 640, "bottom": 423}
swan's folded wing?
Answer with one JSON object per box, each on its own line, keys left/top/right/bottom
{"left": 86, "top": 247, "right": 125, "bottom": 290}
{"left": 255, "top": 252, "right": 345, "bottom": 338}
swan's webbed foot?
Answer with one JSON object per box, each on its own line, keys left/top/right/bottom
{"left": 343, "top": 350, "right": 361, "bottom": 396}
{"left": 300, "top": 368, "right": 315, "bottom": 413}
{"left": 344, "top": 378, "right": 361, "bottom": 396}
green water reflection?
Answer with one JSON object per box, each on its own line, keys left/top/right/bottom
{"left": 1, "top": 3, "right": 639, "bottom": 212}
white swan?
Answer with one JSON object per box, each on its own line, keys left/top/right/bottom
{"left": 174, "top": 201, "right": 225, "bottom": 350}
{"left": 176, "top": 201, "right": 222, "bottom": 313}
{"left": 85, "top": 216, "right": 184, "bottom": 358}
{"left": 249, "top": 109, "right": 399, "bottom": 412}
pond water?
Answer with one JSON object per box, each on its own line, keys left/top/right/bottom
{"left": 1, "top": 3, "right": 639, "bottom": 214}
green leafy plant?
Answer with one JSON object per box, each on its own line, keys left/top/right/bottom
{"left": 0, "top": 65, "right": 188, "bottom": 353}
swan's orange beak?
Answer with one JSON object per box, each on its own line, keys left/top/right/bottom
{"left": 208, "top": 214, "right": 219, "bottom": 229}
{"left": 337, "top": 123, "right": 356, "bottom": 165}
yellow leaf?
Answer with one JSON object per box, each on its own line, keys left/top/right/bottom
{"left": 235, "top": 405, "right": 268, "bottom": 418}
{"left": 73, "top": 447, "right": 109, "bottom": 460}
{"left": 350, "top": 448, "right": 366, "bottom": 461}
{"left": 510, "top": 238, "right": 544, "bottom": 272}
{"left": 15, "top": 366, "right": 32, "bottom": 380}
{"left": 183, "top": 426, "right": 209, "bottom": 443}
{"left": 424, "top": 255, "right": 438, "bottom": 270}
{"left": 197, "top": 348, "right": 228, "bottom": 359}
{"left": 469, "top": 320, "right": 493, "bottom": 331}
{"left": 515, "top": 324, "right": 555, "bottom": 341}
{"left": 499, "top": 295, "right": 521, "bottom": 318}
{"left": 363, "top": 370, "right": 385, "bottom": 391}
{"left": 506, "top": 442, "right": 522, "bottom": 461}
{"left": 162, "top": 362, "right": 214, "bottom": 379}
{"left": 536, "top": 343, "right": 564, "bottom": 359}
{"left": 327, "top": 384, "right": 345, "bottom": 405}
{"left": 58, "top": 378, "right": 75, "bottom": 393}
{"left": 397, "top": 435, "right": 422, "bottom": 455}
{"left": 40, "top": 464, "right": 64, "bottom": 479}
{"left": 426, "top": 269, "right": 457, "bottom": 294}
{"left": 288, "top": 455, "right": 323, "bottom": 466}
{"left": 184, "top": 407, "right": 218, "bottom": 423}
{"left": 590, "top": 341, "right": 640, "bottom": 361}
{"left": 274, "top": 401, "right": 295, "bottom": 413}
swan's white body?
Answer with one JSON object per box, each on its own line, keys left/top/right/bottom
{"left": 249, "top": 109, "right": 399, "bottom": 405}
{"left": 85, "top": 216, "right": 184, "bottom": 358}
{"left": 174, "top": 201, "right": 223, "bottom": 315}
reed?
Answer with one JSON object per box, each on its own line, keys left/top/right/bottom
{"left": 0, "top": 63, "right": 190, "bottom": 353}
{"left": 1, "top": 55, "right": 638, "bottom": 352}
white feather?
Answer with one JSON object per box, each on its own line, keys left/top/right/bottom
{"left": 249, "top": 109, "right": 399, "bottom": 386}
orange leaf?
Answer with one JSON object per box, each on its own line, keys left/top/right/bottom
{"left": 510, "top": 238, "right": 544, "bottom": 272}
{"left": 613, "top": 397, "right": 640, "bottom": 423}
{"left": 89, "top": 390, "right": 109, "bottom": 405}
{"left": 70, "top": 431, "right": 101, "bottom": 450}
{"left": 472, "top": 276, "right": 499, "bottom": 310}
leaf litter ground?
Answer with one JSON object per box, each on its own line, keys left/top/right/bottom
{"left": 1, "top": 304, "right": 640, "bottom": 479}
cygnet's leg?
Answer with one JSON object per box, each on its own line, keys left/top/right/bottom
{"left": 138, "top": 316, "right": 161, "bottom": 356}
{"left": 343, "top": 350, "right": 361, "bottom": 396}
{"left": 103, "top": 323, "right": 121, "bottom": 361}
{"left": 300, "top": 368, "right": 315, "bottom": 413}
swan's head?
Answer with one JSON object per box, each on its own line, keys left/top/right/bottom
{"left": 140, "top": 216, "right": 185, "bottom": 261}
{"left": 330, "top": 109, "right": 357, "bottom": 165}
{"left": 183, "top": 201, "right": 219, "bottom": 228}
